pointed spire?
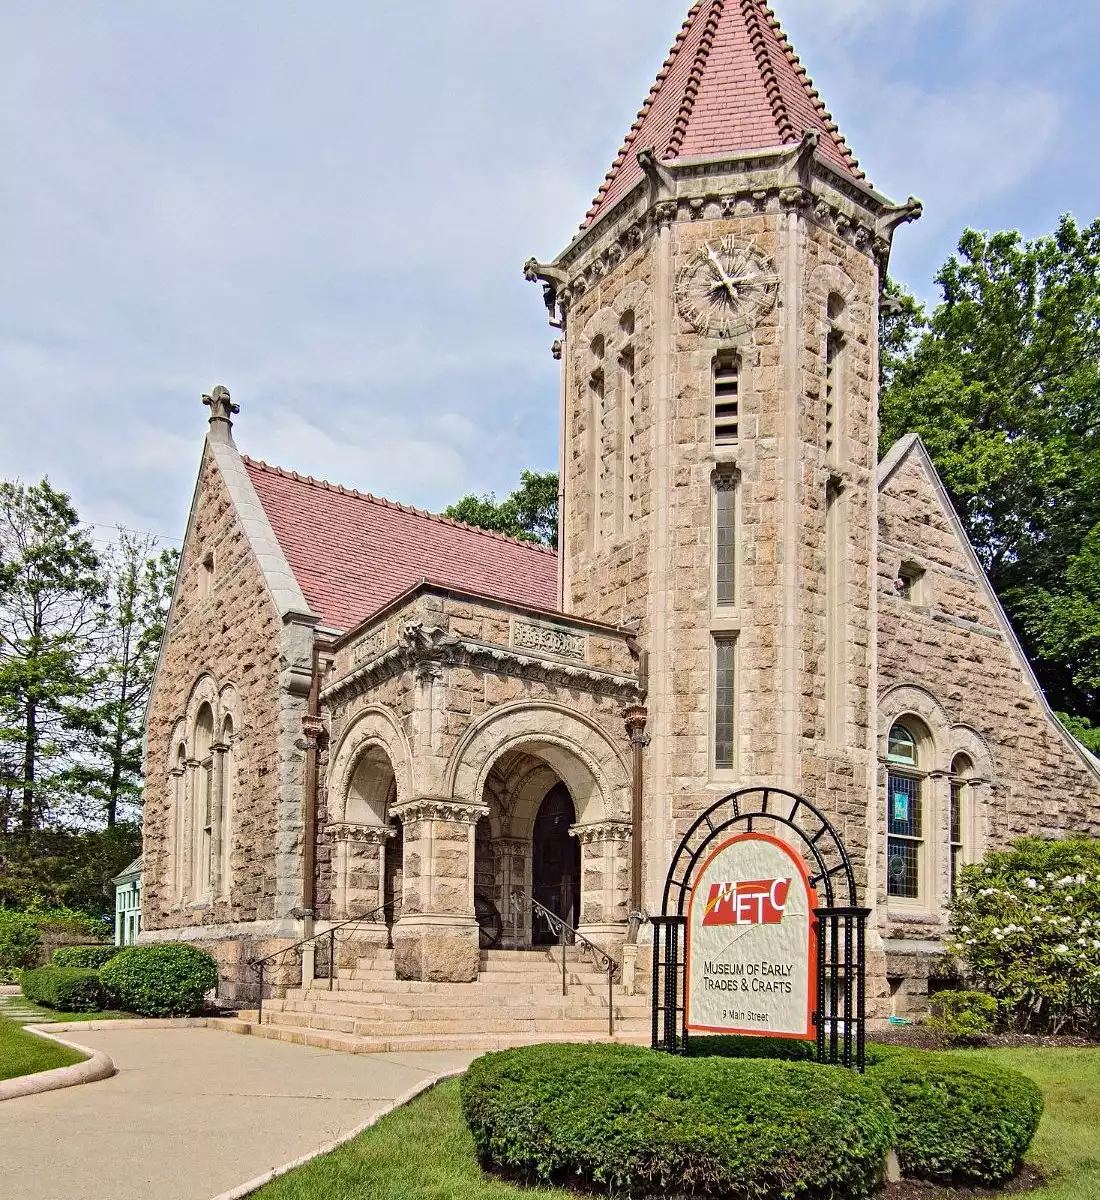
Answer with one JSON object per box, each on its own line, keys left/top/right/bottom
{"left": 583, "top": 0, "right": 864, "bottom": 228}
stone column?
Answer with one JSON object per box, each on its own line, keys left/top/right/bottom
{"left": 392, "top": 798, "right": 487, "bottom": 982}
{"left": 572, "top": 820, "right": 632, "bottom": 952}
{"left": 491, "top": 837, "right": 530, "bottom": 947}
{"left": 330, "top": 823, "right": 394, "bottom": 944}
{"left": 209, "top": 740, "right": 229, "bottom": 899}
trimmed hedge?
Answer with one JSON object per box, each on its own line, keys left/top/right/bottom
{"left": 52, "top": 944, "right": 122, "bottom": 970}
{"left": 866, "top": 1051, "right": 1043, "bottom": 1184}
{"left": 461, "top": 1043, "right": 895, "bottom": 1199}
{"left": 687, "top": 1034, "right": 816, "bottom": 1062}
{"left": 21, "top": 966, "right": 104, "bottom": 1012}
{"left": 99, "top": 942, "right": 218, "bottom": 1017}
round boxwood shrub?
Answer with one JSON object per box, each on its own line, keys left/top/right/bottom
{"left": 52, "top": 944, "right": 123, "bottom": 970}
{"left": 866, "top": 1050, "right": 1043, "bottom": 1184}
{"left": 21, "top": 965, "right": 104, "bottom": 1012}
{"left": 461, "top": 1043, "right": 895, "bottom": 1199}
{"left": 99, "top": 943, "right": 219, "bottom": 1016}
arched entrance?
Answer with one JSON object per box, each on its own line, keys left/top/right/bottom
{"left": 531, "top": 783, "right": 580, "bottom": 943}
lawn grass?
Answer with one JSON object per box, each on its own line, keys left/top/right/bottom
{"left": 966, "top": 1048, "right": 1100, "bottom": 1200}
{"left": 252, "top": 1077, "right": 576, "bottom": 1200}
{"left": 0, "top": 1015, "right": 86, "bottom": 1082}
{"left": 0, "top": 994, "right": 133, "bottom": 1024}
{"left": 252, "top": 1047, "right": 1100, "bottom": 1200}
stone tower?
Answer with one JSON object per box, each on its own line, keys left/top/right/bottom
{"left": 527, "top": 0, "right": 920, "bottom": 909}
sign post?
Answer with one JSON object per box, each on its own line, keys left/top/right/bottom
{"left": 685, "top": 833, "right": 817, "bottom": 1040}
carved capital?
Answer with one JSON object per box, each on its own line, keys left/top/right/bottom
{"left": 653, "top": 199, "right": 678, "bottom": 228}
{"left": 490, "top": 837, "right": 528, "bottom": 859}
{"left": 571, "top": 820, "right": 633, "bottom": 846}
{"left": 623, "top": 704, "right": 649, "bottom": 742}
{"left": 394, "top": 797, "right": 489, "bottom": 826}
{"left": 329, "top": 822, "right": 395, "bottom": 845}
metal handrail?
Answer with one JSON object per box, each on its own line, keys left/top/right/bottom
{"left": 249, "top": 898, "right": 400, "bottom": 1026}
{"left": 510, "top": 891, "right": 617, "bottom": 1036}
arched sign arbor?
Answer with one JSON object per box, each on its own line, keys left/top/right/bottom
{"left": 652, "top": 786, "right": 870, "bottom": 1070}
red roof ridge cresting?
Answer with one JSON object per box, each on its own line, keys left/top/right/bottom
{"left": 240, "top": 455, "right": 557, "bottom": 558}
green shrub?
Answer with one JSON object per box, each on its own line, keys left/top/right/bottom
{"left": 0, "top": 908, "right": 41, "bottom": 970}
{"left": 948, "top": 837, "right": 1100, "bottom": 1032}
{"left": 52, "top": 944, "right": 123, "bottom": 970}
{"left": 21, "top": 966, "right": 104, "bottom": 1012}
{"left": 927, "top": 989, "right": 1000, "bottom": 1042}
{"left": 99, "top": 943, "right": 218, "bottom": 1016}
{"left": 866, "top": 1050, "right": 1043, "bottom": 1183}
{"left": 687, "top": 1034, "right": 816, "bottom": 1061}
{"left": 461, "top": 1043, "right": 895, "bottom": 1199}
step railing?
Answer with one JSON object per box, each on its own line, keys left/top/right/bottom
{"left": 248, "top": 898, "right": 400, "bottom": 1026}
{"left": 509, "top": 891, "right": 617, "bottom": 1036}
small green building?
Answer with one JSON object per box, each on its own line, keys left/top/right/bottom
{"left": 112, "top": 856, "right": 143, "bottom": 946}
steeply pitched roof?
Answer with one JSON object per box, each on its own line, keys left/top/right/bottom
{"left": 242, "top": 458, "right": 558, "bottom": 632}
{"left": 584, "top": 0, "right": 864, "bottom": 228}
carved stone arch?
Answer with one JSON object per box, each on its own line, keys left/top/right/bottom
{"left": 807, "top": 262, "right": 859, "bottom": 337}
{"left": 879, "top": 683, "right": 952, "bottom": 772}
{"left": 446, "top": 701, "right": 630, "bottom": 827}
{"left": 611, "top": 280, "right": 652, "bottom": 325}
{"left": 503, "top": 763, "right": 561, "bottom": 841}
{"left": 947, "top": 724, "right": 996, "bottom": 781}
{"left": 167, "top": 718, "right": 187, "bottom": 768}
{"left": 217, "top": 682, "right": 242, "bottom": 742}
{"left": 582, "top": 305, "right": 621, "bottom": 354}
{"left": 328, "top": 705, "right": 413, "bottom": 825}
{"left": 183, "top": 672, "right": 220, "bottom": 752}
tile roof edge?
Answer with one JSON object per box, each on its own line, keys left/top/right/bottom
{"left": 334, "top": 578, "right": 632, "bottom": 649}
{"left": 241, "top": 455, "right": 558, "bottom": 557}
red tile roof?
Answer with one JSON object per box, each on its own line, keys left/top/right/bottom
{"left": 584, "top": 0, "right": 864, "bottom": 228}
{"left": 242, "top": 457, "right": 558, "bottom": 631}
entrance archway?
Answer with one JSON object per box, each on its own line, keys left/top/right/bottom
{"left": 531, "top": 783, "right": 580, "bottom": 942}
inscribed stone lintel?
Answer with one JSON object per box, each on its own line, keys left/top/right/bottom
{"left": 511, "top": 619, "right": 587, "bottom": 662}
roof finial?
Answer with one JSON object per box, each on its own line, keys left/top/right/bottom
{"left": 202, "top": 385, "right": 239, "bottom": 445}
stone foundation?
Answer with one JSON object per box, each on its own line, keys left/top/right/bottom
{"left": 393, "top": 917, "right": 480, "bottom": 982}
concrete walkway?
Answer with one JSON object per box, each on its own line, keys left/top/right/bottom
{"left": 0, "top": 1025, "right": 476, "bottom": 1200}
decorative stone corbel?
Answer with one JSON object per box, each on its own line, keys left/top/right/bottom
{"left": 523, "top": 258, "right": 570, "bottom": 329}
{"left": 876, "top": 197, "right": 924, "bottom": 242}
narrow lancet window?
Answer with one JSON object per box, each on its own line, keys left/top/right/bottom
{"left": 588, "top": 335, "right": 605, "bottom": 552}
{"left": 714, "top": 637, "right": 737, "bottom": 771}
{"left": 713, "top": 352, "right": 740, "bottom": 445}
{"left": 620, "top": 346, "right": 636, "bottom": 535}
{"left": 715, "top": 475, "right": 736, "bottom": 607}
{"left": 824, "top": 481, "right": 845, "bottom": 745}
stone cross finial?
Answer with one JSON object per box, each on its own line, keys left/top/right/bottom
{"left": 202, "top": 385, "right": 239, "bottom": 444}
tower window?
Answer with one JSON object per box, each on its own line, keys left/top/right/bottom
{"left": 949, "top": 753, "right": 974, "bottom": 895}
{"left": 714, "top": 636, "right": 737, "bottom": 772}
{"left": 895, "top": 563, "right": 925, "bottom": 604}
{"left": 714, "top": 474, "right": 736, "bottom": 607}
{"left": 619, "top": 346, "right": 635, "bottom": 535}
{"left": 713, "top": 352, "right": 740, "bottom": 445}
{"left": 825, "top": 331, "right": 842, "bottom": 460}
{"left": 588, "top": 353, "right": 605, "bottom": 552}
{"left": 197, "top": 551, "right": 214, "bottom": 600}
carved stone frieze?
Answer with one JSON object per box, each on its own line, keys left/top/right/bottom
{"left": 328, "top": 822, "right": 395, "bottom": 844}
{"left": 350, "top": 625, "right": 387, "bottom": 666}
{"left": 512, "top": 620, "right": 586, "bottom": 662}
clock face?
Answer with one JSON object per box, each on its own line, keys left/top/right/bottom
{"left": 674, "top": 236, "right": 780, "bottom": 337}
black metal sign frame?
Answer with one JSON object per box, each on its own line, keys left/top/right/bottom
{"left": 652, "top": 786, "right": 870, "bottom": 1070}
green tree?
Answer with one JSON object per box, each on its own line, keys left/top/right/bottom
{"left": 445, "top": 470, "right": 559, "bottom": 549}
{"left": 881, "top": 216, "right": 1100, "bottom": 720}
{"left": 0, "top": 480, "right": 104, "bottom": 831}
{"left": 73, "top": 533, "right": 178, "bottom": 827}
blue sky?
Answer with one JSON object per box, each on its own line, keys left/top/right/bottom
{"left": 2, "top": 0, "right": 1098, "bottom": 547}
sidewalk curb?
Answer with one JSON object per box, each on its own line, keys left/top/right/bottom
{"left": 0, "top": 1027, "right": 115, "bottom": 1102}
{"left": 206, "top": 1068, "right": 468, "bottom": 1200}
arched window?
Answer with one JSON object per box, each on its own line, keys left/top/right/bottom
{"left": 171, "top": 744, "right": 186, "bottom": 901}
{"left": 825, "top": 294, "right": 846, "bottom": 464}
{"left": 949, "top": 753, "right": 973, "bottom": 894}
{"left": 712, "top": 351, "right": 740, "bottom": 445}
{"left": 193, "top": 703, "right": 214, "bottom": 899}
{"left": 588, "top": 335, "right": 606, "bottom": 552}
{"left": 219, "top": 715, "right": 235, "bottom": 898}
{"left": 886, "top": 720, "right": 926, "bottom": 901}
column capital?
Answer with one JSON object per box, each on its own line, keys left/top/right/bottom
{"left": 328, "top": 822, "right": 395, "bottom": 845}
{"left": 393, "top": 797, "right": 489, "bottom": 825}
{"left": 571, "top": 819, "right": 632, "bottom": 845}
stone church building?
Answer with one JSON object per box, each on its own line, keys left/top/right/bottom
{"left": 142, "top": 0, "right": 1100, "bottom": 1023}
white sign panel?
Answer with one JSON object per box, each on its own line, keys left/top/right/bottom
{"left": 685, "top": 832, "right": 817, "bottom": 1040}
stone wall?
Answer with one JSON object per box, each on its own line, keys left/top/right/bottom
{"left": 876, "top": 443, "right": 1100, "bottom": 951}
{"left": 142, "top": 442, "right": 309, "bottom": 997}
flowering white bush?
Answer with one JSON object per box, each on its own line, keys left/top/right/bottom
{"left": 947, "top": 838, "right": 1100, "bottom": 1033}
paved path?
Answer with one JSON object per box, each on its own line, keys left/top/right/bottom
{"left": 0, "top": 1025, "right": 476, "bottom": 1200}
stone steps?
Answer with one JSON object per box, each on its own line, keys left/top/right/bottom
{"left": 210, "top": 1016, "right": 650, "bottom": 1056}
{"left": 278, "top": 990, "right": 649, "bottom": 1015}
{"left": 252, "top": 1008, "right": 629, "bottom": 1037}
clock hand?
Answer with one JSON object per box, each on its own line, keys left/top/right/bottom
{"left": 705, "top": 245, "right": 740, "bottom": 303}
